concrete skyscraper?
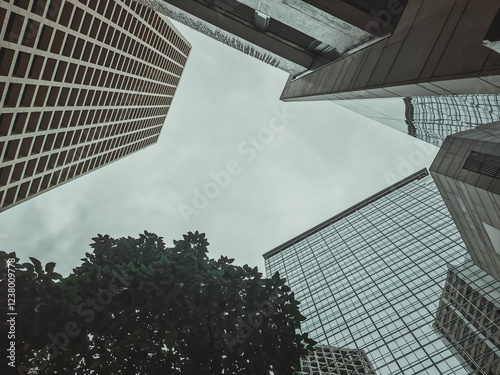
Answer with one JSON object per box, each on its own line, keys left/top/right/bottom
{"left": 0, "top": 0, "right": 190, "bottom": 211}
{"left": 430, "top": 121, "right": 500, "bottom": 281}
{"left": 263, "top": 169, "right": 473, "bottom": 374}
{"left": 280, "top": 0, "right": 500, "bottom": 101}
{"left": 434, "top": 261, "right": 500, "bottom": 375}
{"left": 135, "top": 0, "right": 401, "bottom": 75}
{"left": 132, "top": 0, "right": 500, "bottom": 125}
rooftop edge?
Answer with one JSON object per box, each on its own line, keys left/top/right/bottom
{"left": 262, "top": 168, "right": 430, "bottom": 260}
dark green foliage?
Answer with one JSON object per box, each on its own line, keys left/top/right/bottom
{"left": 0, "top": 231, "right": 315, "bottom": 374}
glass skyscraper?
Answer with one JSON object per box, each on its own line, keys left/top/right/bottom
{"left": 405, "top": 95, "right": 500, "bottom": 147}
{"left": 434, "top": 261, "right": 500, "bottom": 374}
{"left": 333, "top": 94, "right": 500, "bottom": 148}
{"left": 299, "top": 345, "right": 376, "bottom": 375}
{"left": 263, "top": 169, "right": 471, "bottom": 374}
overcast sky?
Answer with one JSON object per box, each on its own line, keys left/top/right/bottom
{"left": 0, "top": 21, "right": 439, "bottom": 277}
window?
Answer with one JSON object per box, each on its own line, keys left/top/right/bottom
{"left": 463, "top": 151, "right": 500, "bottom": 179}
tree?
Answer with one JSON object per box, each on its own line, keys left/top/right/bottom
{"left": 1, "top": 231, "right": 316, "bottom": 374}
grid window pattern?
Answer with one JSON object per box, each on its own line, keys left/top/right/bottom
{"left": 133, "top": 0, "right": 326, "bottom": 76}
{"left": 463, "top": 151, "right": 500, "bottom": 180}
{"left": 405, "top": 95, "right": 500, "bottom": 147}
{"left": 434, "top": 262, "right": 500, "bottom": 375}
{"left": 264, "top": 171, "right": 472, "bottom": 375}
{"left": 300, "top": 345, "right": 376, "bottom": 375}
{"left": 0, "top": 0, "right": 190, "bottom": 211}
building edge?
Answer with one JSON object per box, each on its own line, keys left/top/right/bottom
{"left": 0, "top": 141, "right": 157, "bottom": 213}
{"left": 263, "top": 167, "right": 430, "bottom": 259}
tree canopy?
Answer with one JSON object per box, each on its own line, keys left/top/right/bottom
{"left": 1, "top": 231, "right": 315, "bottom": 374}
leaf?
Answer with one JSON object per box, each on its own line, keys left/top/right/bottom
{"left": 22, "top": 262, "right": 34, "bottom": 272}
{"left": 63, "top": 285, "right": 80, "bottom": 304}
{"left": 66, "top": 285, "right": 78, "bottom": 295}
{"left": 45, "top": 262, "right": 56, "bottom": 274}
{"left": 90, "top": 359, "right": 103, "bottom": 369}
{"left": 29, "top": 257, "right": 43, "bottom": 274}
{"left": 22, "top": 231, "right": 311, "bottom": 374}
{"left": 133, "top": 329, "right": 149, "bottom": 338}
{"left": 271, "top": 271, "right": 280, "bottom": 282}
{"left": 212, "top": 269, "right": 224, "bottom": 277}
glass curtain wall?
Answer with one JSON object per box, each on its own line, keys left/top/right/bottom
{"left": 264, "top": 171, "right": 470, "bottom": 374}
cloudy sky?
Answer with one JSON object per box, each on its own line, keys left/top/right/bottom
{"left": 0, "top": 20, "right": 439, "bottom": 277}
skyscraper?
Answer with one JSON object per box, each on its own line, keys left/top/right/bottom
{"left": 333, "top": 94, "right": 500, "bottom": 147}
{"left": 136, "top": 0, "right": 382, "bottom": 75}
{"left": 279, "top": 0, "right": 500, "bottom": 101}
{"left": 300, "top": 345, "right": 376, "bottom": 375}
{"left": 434, "top": 260, "right": 500, "bottom": 375}
{"left": 331, "top": 97, "right": 409, "bottom": 138}
{"left": 134, "top": 1, "right": 500, "bottom": 108}
{"left": 0, "top": 0, "right": 190, "bottom": 212}
{"left": 405, "top": 95, "right": 500, "bottom": 147}
{"left": 263, "top": 169, "right": 472, "bottom": 374}
{"left": 430, "top": 121, "right": 500, "bottom": 281}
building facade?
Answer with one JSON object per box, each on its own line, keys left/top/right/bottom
{"left": 332, "top": 97, "right": 409, "bottom": 137}
{"left": 434, "top": 261, "right": 500, "bottom": 375}
{"left": 300, "top": 345, "right": 376, "bottom": 375}
{"left": 333, "top": 94, "right": 500, "bottom": 148}
{"left": 430, "top": 121, "right": 500, "bottom": 281}
{"left": 280, "top": 0, "right": 500, "bottom": 101}
{"left": 136, "top": 0, "right": 379, "bottom": 75}
{"left": 0, "top": 0, "right": 190, "bottom": 211}
{"left": 263, "top": 169, "right": 472, "bottom": 374}
{"left": 405, "top": 95, "right": 500, "bottom": 147}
